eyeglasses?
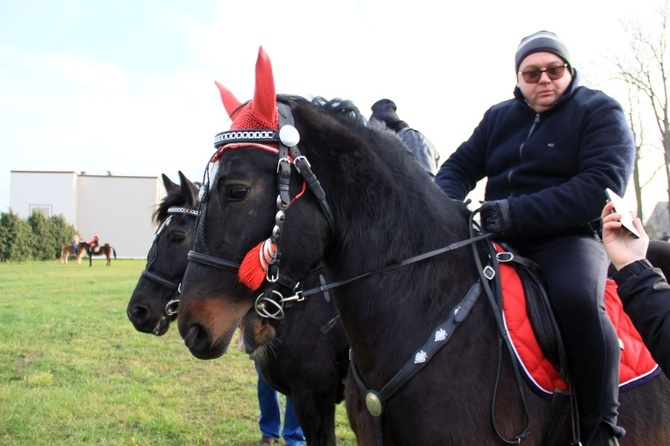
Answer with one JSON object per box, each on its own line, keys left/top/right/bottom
{"left": 518, "top": 64, "right": 568, "bottom": 84}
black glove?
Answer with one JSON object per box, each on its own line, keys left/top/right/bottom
{"left": 480, "top": 200, "right": 512, "bottom": 234}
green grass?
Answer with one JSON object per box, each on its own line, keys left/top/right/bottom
{"left": 0, "top": 260, "right": 356, "bottom": 445}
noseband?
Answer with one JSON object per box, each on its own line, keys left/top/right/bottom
{"left": 140, "top": 206, "right": 199, "bottom": 319}
{"left": 187, "top": 102, "right": 335, "bottom": 320}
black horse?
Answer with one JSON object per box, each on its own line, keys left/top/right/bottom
{"left": 176, "top": 47, "right": 670, "bottom": 445}
{"left": 127, "top": 172, "right": 200, "bottom": 336}
{"left": 81, "top": 241, "right": 116, "bottom": 266}
{"left": 126, "top": 171, "right": 349, "bottom": 446}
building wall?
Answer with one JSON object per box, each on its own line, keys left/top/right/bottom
{"left": 9, "top": 170, "right": 164, "bottom": 259}
{"left": 10, "top": 171, "right": 78, "bottom": 221}
{"left": 77, "top": 175, "right": 162, "bottom": 258}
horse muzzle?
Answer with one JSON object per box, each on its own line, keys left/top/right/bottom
{"left": 181, "top": 321, "right": 233, "bottom": 360}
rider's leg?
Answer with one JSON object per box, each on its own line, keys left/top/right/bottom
{"left": 512, "top": 235, "right": 623, "bottom": 445}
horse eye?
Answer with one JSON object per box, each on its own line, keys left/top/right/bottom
{"left": 168, "top": 231, "right": 186, "bottom": 243}
{"left": 228, "top": 187, "right": 249, "bottom": 202}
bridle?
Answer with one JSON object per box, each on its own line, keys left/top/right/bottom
{"left": 140, "top": 206, "right": 199, "bottom": 322}
{"left": 187, "top": 102, "right": 335, "bottom": 320}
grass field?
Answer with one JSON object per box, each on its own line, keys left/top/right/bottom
{"left": 0, "top": 259, "right": 356, "bottom": 445}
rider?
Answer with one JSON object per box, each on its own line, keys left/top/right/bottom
{"left": 435, "top": 31, "right": 635, "bottom": 445}
{"left": 369, "top": 98, "right": 440, "bottom": 176}
{"left": 71, "top": 234, "right": 79, "bottom": 255}
{"left": 89, "top": 233, "right": 100, "bottom": 251}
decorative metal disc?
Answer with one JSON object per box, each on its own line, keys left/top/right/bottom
{"left": 365, "top": 391, "right": 382, "bottom": 417}
{"left": 279, "top": 125, "right": 300, "bottom": 147}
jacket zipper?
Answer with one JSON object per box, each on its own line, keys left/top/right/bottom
{"left": 507, "top": 114, "right": 540, "bottom": 196}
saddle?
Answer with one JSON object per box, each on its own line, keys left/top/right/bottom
{"left": 493, "top": 242, "right": 659, "bottom": 444}
{"left": 91, "top": 246, "right": 101, "bottom": 254}
{"left": 495, "top": 243, "right": 658, "bottom": 394}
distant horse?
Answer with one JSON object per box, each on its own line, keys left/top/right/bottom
{"left": 60, "top": 244, "right": 86, "bottom": 264}
{"left": 126, "top": 171, "right": 348, "bottom": 446}
{"left": 176, "top": 47, "right": 670, "bottom": 445}
{"left": 81, "top": 241, "right": 116, "bottom": 266}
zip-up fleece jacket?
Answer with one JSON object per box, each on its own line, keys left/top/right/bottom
{"left": 435, "top": 73, "right": 635, "bottom": 239}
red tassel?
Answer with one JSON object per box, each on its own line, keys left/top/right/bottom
{"left": 238, "top": 240, "right": 276, "bottom": 291}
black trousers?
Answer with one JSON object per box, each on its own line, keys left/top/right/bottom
{"left": 509, "top": 234, "right": 623, "bottom": 444}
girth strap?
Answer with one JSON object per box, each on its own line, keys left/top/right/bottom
{"left": 349, "top": 280, "right": 483, "bottom": 446}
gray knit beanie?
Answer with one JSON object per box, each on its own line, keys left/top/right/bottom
{"left": 515, "top": 30, "right": 573, "bottom": 74}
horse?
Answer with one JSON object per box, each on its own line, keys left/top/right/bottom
{"left": 81, "top": 241, "right": 116, "bottom": 266}
{"left": 126, "top": 171, "right": 349, "bottom": 446}
{"left": 60, "top": 244, "right": 86, "bottom": 264}
{"left": 176, "top": 47, "right": 670, "bottom": 445}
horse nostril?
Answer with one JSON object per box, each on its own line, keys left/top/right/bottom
{"left": 183, "top": 323, "right": 211, "bottom": 353}
{"left": 128, "top": 305, "right": 149, "bottom": 325}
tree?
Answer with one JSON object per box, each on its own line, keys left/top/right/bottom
{"left": 0, "top": 211, "right": 36, "bottom": 262}
{"left": 28, "top": 212, "right": 74, "bottom": 260}
{"left": 612, "top": 2, "right": 670, "bottom": 225}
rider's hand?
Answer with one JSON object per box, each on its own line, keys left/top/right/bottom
{"left": 601, "top": 200, "right": 649, "bottom": 270}
{"left": 480, "top": 200, "right": 512, "bottom": 235}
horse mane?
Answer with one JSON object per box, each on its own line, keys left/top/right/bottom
{"left": 278, "top": 94, "right": 471, "bottom": 268}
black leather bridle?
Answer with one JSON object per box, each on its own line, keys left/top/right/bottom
{"left": 140, "top": 206, "right": 199, "bottom": 321}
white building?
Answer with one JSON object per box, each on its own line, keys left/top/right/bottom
{"left": 10, "top": 170, "right": 165, "bottom": 259}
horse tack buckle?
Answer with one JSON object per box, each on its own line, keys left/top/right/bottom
{"left": 281, "top": 283, "right": 305, "bottom": 303}
{"left": 483, "top": 265, "right": 495, "bottom": 280}
{"left": 496, "top": 251, "right": 514, "bottom": 263}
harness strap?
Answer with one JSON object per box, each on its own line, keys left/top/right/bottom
{"left": 349, "top": 280, "right": 483, "bottom": 446}
{"left": 472, "top": 223, "right": 532, "bottom": 444}
{"left": 277, "top": 102, "right": 336, "bottom": 230}
{"left": 299, "top": 233, "right": 492, "bottom": 298}
{"left": 187, "top": 250, "right": 241, "bottom": 271}
{"left": 141, "top": 269, "right": 179, "bottom": 290}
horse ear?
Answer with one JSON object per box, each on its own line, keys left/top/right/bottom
{"left": 215, "top": 80, "right": 242, "bottom": 118}
{"left": 162, "top": 174, "right": 178, "bottom": 193}
{"left": 178, "top": 171, "right": 199, "bottom": 207}
{"left": 251, "top": 46, "right": 278, "bottom": 128}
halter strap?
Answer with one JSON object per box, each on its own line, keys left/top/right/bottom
{"left": 141, "top": 269, "right": 179, "bottom": 290}
{"left": 140, "top": 205, "right": 200, "bottom": 316}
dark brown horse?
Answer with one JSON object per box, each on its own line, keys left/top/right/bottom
{"left": 81, "top": 241, "right": 116, "bottom": 266}
{"left": 127, "top": 172, "right": 349, "bottom": 446}
{"left": 176, "top": 47, "right": 670, "bottom": 445}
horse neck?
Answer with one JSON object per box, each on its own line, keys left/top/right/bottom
{"left": 318, "top": 164, "right": 480, "bottom": 373}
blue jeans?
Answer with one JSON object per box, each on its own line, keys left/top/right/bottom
{"left": 256, "top": 364, "right": 305, "bottom": 445}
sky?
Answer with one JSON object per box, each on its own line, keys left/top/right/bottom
{"left": 0, "top": 0, "right": 666, "bottom": 218}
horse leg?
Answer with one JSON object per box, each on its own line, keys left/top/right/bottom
{"left": 290, "top": 387, "right": 338, "bottom": 446}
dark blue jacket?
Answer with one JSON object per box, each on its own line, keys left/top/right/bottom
{"left": 435, "top": 73, "right": 635, "bottom": 238}
{"left": 614, "top": 260, "right": 670, "bottom": 379}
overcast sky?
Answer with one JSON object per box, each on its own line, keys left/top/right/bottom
{"left": 0, "top": 0, "right": 665, "bottom": 217}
